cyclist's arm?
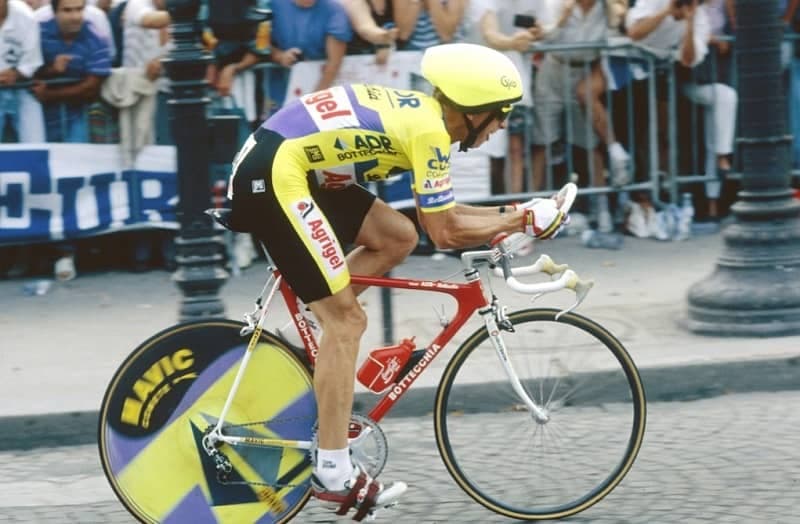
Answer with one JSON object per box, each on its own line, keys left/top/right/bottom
{"left": 418, "top": 205, "right": 524, "bottom": 249}
{"left": 453, "top": 203, "right": 512, "bottom": 216}
{"left": 409, "top": 129, "right": 522, "bottom": 248}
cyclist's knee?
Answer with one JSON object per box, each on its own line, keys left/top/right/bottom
{"left": 341, "top": 303, "right": 367, "bottom": 334}
{"left": 320, "top": 299, "right": 367, "bottom": 341}
{"left": 394, "top": 216, "right": 419, "bottom": 257}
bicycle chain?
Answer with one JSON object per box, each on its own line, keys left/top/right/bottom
{"left": 203, "top": 414, "right": 318, "bottom": 489}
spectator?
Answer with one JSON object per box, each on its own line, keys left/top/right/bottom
{"left": 120, "top": 0, "right": 170, "bottom": 143}
{"left": 0, "top": 0, "right": 45, "bottom": 143}
{"left": 265, "top": 0, "right": 352, "bottom": 115}
{"left": 462, "top": 0, "right": 541, "bottom": 195}
{"left": 342, "top": 0, "right": 399, "bottom": 65}
{"left": 398, "top": 0, "right": 468, "bottom": 50}
{"left": 531, "top": 0, "right": 624, "bottom": 233}
{"left": 574, "top": 0, "right": 631, "bottom": 188}
{"left": 34, "top": 0, "right": 117, "bottom": 63}
{"left": 33, "top": 0, "right": 112, "bottom": 142}
{"left": 627, "top": 0, "right": 737, "bottom": 221}
{"left": 205, "top": 0, "right": 262, "bottom": 127}
{"left": 33, "top": 0, "right": 111, "bottom": 279}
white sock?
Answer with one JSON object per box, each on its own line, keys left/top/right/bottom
{"left": 315, "top": 448, "right": 354, "bottom": 490}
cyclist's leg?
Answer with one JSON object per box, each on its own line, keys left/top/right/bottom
{"left": 348, "top": 200, "right": 418, "bottom": 294}
{"left": 305, "top": 186, "right": 409, "bottom": 511}
{"left": 312, "top": 184, "right": 418, "bottom": 295}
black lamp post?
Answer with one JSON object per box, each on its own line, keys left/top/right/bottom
{"left": 687, "top": 0, "right": 800, "bottom": 335}
{"left": 164, "top": 0, "right": 228, "bottom": 320}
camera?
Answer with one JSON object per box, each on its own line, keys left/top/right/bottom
{"left": 513, "top": 14, "right": 537, "bottom": 29}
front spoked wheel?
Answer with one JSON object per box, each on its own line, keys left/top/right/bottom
{"left": 434, "top": 308, "right": 646, "bottom": 520}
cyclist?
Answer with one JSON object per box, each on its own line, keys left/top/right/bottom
{"left": 227, "top": 42, "right": 569, "bottom": 520}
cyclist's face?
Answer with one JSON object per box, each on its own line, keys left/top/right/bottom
{"left": 466, "top": 110, "right": 507, "bottom": 147}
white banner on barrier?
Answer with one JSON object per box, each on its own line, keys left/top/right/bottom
{"left": 284, "top": 51, "right": 426, "bottom": 104}
{"left": 0, "top": 144, "right": 178, "bottom": 245}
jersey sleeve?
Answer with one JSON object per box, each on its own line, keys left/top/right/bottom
{"left": 408, "top": 131, "right": 455, "bottom": 213}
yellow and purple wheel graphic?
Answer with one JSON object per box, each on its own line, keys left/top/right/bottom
{"left": 98, "top": 320, "right": 316, "bottom": 523}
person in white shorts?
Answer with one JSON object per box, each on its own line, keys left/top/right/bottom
{"left": 532, "top": 0, "right": 631, "bottom": 233}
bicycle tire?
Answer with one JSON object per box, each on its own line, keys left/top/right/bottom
{"left": 434, "top": 308, "right": 646, "bottom": 521}
{"left": 98, "top": 320, "right": 316, "bottom": 524}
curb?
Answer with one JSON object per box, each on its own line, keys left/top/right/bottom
{"left": 3, "top": 356, "right": 799, "bottom": 452}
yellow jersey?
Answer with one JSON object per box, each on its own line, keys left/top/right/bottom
{"left": 263, "top": 84, "right": 456, "bottom": 213}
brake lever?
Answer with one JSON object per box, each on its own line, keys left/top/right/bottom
{"left": 555, "top": 271, "right": 595, "bottom": 320}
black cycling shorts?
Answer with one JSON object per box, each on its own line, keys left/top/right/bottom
{"left": 228, "top": 128, "right": 376, "bottom": 303}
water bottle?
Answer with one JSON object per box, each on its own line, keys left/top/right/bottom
{"left": 676, "top": 193, "right": 694, "bottom": 241}
{"left": 357, "top": 338, "right": 415, "bottom": 394}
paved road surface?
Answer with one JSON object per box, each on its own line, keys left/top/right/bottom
{"left": 1, "top": 391, "right": 798, "bottom": 523}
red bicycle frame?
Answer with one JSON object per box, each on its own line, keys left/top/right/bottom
{"left": 278, "top": 268, "right": 492, "bottom": 423}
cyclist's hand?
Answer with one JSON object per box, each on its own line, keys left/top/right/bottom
{"left": 516, "top": 185, "right": 570, "bottom": 212}
{"left": 521, "top": 199, "right": 569, "bottom": 240}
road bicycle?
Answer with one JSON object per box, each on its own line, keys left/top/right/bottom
{"left": 98, "top": 183, "right": 646, "bottom": 522}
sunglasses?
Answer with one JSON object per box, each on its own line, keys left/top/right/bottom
{"left": 494, "top": 107, "right": 512, "bottom": 122}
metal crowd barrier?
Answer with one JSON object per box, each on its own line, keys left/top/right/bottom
{"left": 511, "top": 34, "right": 799, "bottom": 213}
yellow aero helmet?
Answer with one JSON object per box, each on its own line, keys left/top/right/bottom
{"left": 421, "top": 43, "right": 523, "bottom": 114}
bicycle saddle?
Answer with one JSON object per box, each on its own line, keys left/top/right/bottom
{"left": 205, "top": 208, "right": 247, "bottom": 232}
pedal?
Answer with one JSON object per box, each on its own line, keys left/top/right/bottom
{"left": 357, "top": 500, "right": 398, "bottom": 522}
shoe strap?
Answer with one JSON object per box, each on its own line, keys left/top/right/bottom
{"left": 335, "top": 471, "right": 369, "bottom": 516}
{"left": 352, "top": 481, "right": 381, "bottom": 522}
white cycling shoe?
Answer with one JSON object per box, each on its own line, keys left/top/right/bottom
{"left": 311, "top": 463, "right": 407, "bottom": 522}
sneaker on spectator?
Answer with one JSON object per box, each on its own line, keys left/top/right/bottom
{"left": 608, "top": 142, "right": 631, "bottom": 187}
{"left": 54, "top": 254, "right": 77, "bottom": 281}
{"left": 650, "top": 209, "right": 673, "bottom": 241}
{"left": 311, "top": 463, "right": 407, "bottom": 521}
{"left": 625, "top": 202, "right": 650, "bottom": 238}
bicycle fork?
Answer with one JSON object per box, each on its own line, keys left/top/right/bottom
{"left": 480, "top": 303, "right": 550, "bottom": 425}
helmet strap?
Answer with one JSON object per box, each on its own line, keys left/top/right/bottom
{"left": 458, "top": 113, "right": 497, "bottom": 152}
